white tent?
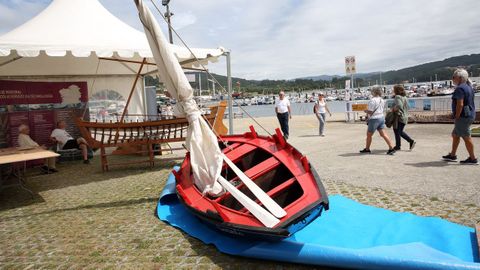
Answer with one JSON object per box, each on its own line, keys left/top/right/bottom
{"left": 0, "top": 0, "right": 225, "bottom": 115}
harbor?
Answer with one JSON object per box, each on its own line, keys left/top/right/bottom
{"left": 1, "top": 0, "right": 479, "bottom": 269}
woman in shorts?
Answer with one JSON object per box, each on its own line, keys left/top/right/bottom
{"left": 359, "top": 86, "right": 396, "bottom": 155}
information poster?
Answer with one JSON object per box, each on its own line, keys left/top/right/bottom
{"left": 7, "top": 112, "right": 29, "bottom": 147}
{"left": 408, "top": 99, "right": 416, "bottom": 109}
{"left": 423, "top": 99, "right": 432, "bottom": 111}
{"left": 0, "top": 80, "right": 88, "bottom": 148}
{"left": 29, "top": 110, "right": 55, "bottom": 147}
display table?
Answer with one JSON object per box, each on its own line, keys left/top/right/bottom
{"left": 0, "top": 147, "right": 59, "bottom": 197}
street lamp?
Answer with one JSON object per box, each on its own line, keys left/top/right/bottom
{"left": 162, "top": 0, "right": 174, "bottom": 44}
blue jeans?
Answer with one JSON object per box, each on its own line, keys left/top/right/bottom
{"left": 393, "top": 122, "right": 413, "bottom": 148}
{"left": 317, "top": 113, "right": 326, "bottom": 135}
{"left": 277, "top": 112, "right": 289, "bottom": 137}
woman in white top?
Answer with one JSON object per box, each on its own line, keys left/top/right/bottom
{"left": 314, "top": 93, "right": 332, "bottom": 136}
{"left": 17, "top": 124, "right": 58, "bottom": 173}
{"left": 359, "top": 86, "right": 395, "bottom": 155}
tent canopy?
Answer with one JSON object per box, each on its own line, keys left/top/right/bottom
{"left": 0, "top": 0, "right": 225, "bottom": 76}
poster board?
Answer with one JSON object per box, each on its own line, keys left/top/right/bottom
{"left": 0, "top": 80, "right": 88, "bottom": 148}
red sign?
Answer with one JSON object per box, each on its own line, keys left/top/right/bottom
{"left": 0, "top": 80, "right": 89, "bottom": 149}
{"left": 0, "top": 80, "right": 88, "bottom": 105}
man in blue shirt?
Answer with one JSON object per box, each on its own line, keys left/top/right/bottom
{"left": 442, "top": 69, "right": 477, "bottom": 164}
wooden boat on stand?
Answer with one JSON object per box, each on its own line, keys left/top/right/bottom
{"left": 75, "top": 101, "right": 227, "bottom": 172}
{"left": 73, "top": 57, "right": 228, "bottom": 171}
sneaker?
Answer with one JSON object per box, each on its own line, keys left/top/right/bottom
{"left": 387, "top": 149, "right": 396, "bottom": 155}
{"left": 409, "top": 141, "right": 416, "bottom": 151}
{"left": 459, "top": 157, "right": 478, "bottom": 165}
{"left": 393, "top": 146, "right": 401, "bottom": 151}
{"left": 320, "top": 134, "right": 325, "bottom": 137}
{"left": 83, "top": 159, "right": 90, "bottom": 164}
{"left": 284, "top": 134, "right": 289, "bottom": 140}
{"left": 48, "top": 167, "right": 59, "bottom": 173}
{"left": 442, "top": 153, "right": 457, "bottom": 162}
{"left": 359, "top": 148, "right": 371, "bottom": 154}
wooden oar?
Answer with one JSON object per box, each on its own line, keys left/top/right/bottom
{"left": 217, "top": 176, "right": 280, "bottom": 228}
{"left": 221, "top": 153, "right": 287, "bottom": 218}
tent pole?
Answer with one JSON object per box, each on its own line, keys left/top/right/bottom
{"left": 225, "top": 51, "right": 233, "bottom": 135}
{"left": 98, "top": 57, "right": 156, "bottom": 66}
{"left": 142, "top": 75, "right": 147, "bottom": 119}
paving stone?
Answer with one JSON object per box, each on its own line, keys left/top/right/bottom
{"left": 0, "top": 156, "right": 479, "bottom": 269}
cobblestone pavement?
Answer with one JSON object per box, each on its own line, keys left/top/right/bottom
{"left": 0, "top": 155, "right": 479, "bottom": 269}
{"left": 234, "top": 115, "right": 480, "bottom": 206}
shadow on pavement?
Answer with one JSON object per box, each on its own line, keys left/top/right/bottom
{"left": 404, "top": 161, "right": 453, "bottom": 167}
{"left": 0, "top": 197, "right": 158, "bottom": 221}
{"left": 338, "top": 150, "right": 387, "bottom": 157}
{"left": 298, "top": 135, "right": 321, "bottom": 138}
{"left": 0, "top": 156, "right": 179, "bottom": 211}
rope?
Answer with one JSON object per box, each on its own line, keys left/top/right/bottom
{"left": 82, "top": 58, "right": 102, "bottom": 119}
{"left": 149, "top": 0, "right": 272, "bottom": 136}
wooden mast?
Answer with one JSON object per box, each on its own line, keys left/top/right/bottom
{"left": 114, "top": 58, "right": 146, "bottom": 141}
{"left": 119, "top": 58, "right": 147, "bottom": 123}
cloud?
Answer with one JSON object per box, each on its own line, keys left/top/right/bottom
{"left": 0, "top": 0, "right": 48, "bottom": 34}
{"left": 1, "top": 0, "right": 479, "bottom": 80}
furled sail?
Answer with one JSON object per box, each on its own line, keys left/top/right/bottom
{"left": 134, "top": 0, "right": 223, "bottom": 196}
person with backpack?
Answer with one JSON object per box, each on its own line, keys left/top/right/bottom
{"left": 391, "top": 85, "right": 416, "bottom": 151}
{"left": 314, "top": 93, "right": 332, "bottom": 136}
{"left": 442, "top": 69, "right": 477, "bottom": 164}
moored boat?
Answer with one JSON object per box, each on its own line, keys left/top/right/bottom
{"left": 173, "top": 127, "right": 329, "bottom": 241}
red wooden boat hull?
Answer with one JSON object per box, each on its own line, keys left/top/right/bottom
{"left": 173, "top": 127, "right": 329, "bottom": 240}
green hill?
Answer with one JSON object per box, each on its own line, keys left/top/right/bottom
{"left": 147, "top": 54, "right": 480, "bottom": 94}
{"left": 376, "top": 54, "right": 480, "bottom": 84}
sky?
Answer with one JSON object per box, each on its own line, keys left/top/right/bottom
{"left": 1, "top": 0, "right": 480, "bottom": 80}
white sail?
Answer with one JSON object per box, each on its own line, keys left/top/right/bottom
{"left": 134, "top": 0, "right": 223, "bottom": 196}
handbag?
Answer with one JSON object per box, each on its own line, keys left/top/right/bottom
{"left": 385, "top": 111, "right": 396, "bottom": 128}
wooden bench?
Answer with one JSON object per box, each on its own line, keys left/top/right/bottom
{"left": 75, "top": 101, "right": 227, "bottom": 171}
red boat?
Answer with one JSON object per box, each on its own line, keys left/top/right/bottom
{"left": 173, "top": 126, "right": 329, "bottom": 240}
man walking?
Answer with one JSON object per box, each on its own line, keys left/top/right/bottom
{"left": 275, "top": 91, "right": 291, "bottom": 139}
{"left": 442, "top": 69, "right": 477, "bottom": 164}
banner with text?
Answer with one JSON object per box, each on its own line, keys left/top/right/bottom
{"left": 0, "top": 80, "right": 89, "bottom": 148}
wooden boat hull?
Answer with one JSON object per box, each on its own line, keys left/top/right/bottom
{"left": 174, "top": 127, "right": 329, "bottom": 241}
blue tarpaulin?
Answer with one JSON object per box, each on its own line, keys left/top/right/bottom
{"left": 157, "top": 169, "right": 480, "bottom": 270}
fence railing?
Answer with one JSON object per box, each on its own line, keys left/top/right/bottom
{"left": 346, "top": 95, "right": 480, "bottom": 123}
